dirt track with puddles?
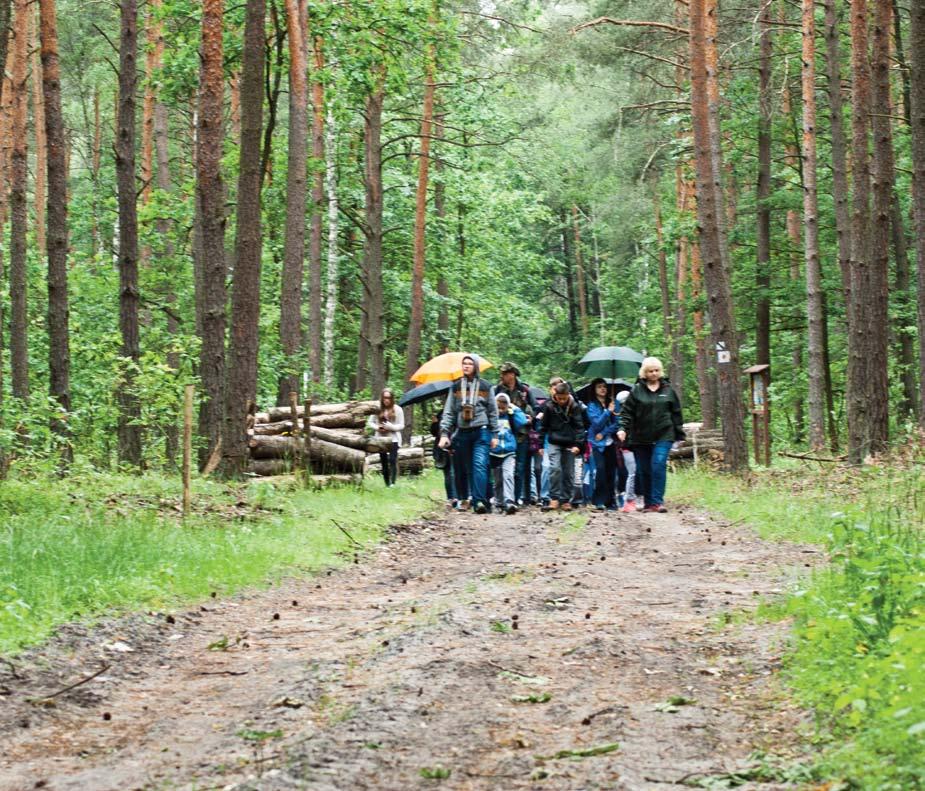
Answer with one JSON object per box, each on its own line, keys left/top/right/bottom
{"left": 0, "top": 499, "right": 822, "bottom": 790}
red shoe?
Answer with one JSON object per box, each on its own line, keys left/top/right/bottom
{"left": 645, "top": 504, "right": 667, "bottom": 513}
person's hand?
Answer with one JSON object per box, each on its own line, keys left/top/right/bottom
{"left": 609, "top": 403, "right": 617, "bottom": 413}
{"left": 595, "top": 433, "right": 603, "bottom": 441}
{"left": 537, "top": 448, "right": 543, "bottom": 457}
{"left": 617, "top": 430, "right": 626, "bottom": 442}
{"left": 438, "top": 436, "right": 450, "bottom": 449}
{"left": 490, "top": 437, "right": 499, "bottom": 449}
{"left": 570, "top": 446, "right": 580, "bottom": 455}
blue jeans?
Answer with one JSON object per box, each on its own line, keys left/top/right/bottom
{"left": 453, "top": 428, "right": 492, "bottom": 509}
{"left": 547, "top": 445, "right": 575, "bottom": 502}
{"left": 632, "top": 440, "right": 673, "bottom": 506}
{"left": 514, "top": 439, "right": 529, "bottom": 503}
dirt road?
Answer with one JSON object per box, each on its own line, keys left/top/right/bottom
{"left": 0, "top": 502, "right": 820, "bottom": 790}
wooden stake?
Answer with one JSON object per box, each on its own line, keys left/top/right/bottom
{"left": 182, "top": 384, "right": 193, "bottom": 516}
{"left": 289, "top": 390, "right": 300, "bottom": 471}
{"left": 303, "top": 398, "right": 312, "bottom": 482}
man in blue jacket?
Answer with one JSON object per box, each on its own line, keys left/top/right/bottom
{"left": 439, "top": 355, "right": 499, "bottom": 514}
{"left": 491, "top": 392, "right": 528, "bottom": 514}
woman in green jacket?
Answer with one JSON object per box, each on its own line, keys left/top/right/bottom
{"left": 616, "top": 357, "right": 684, "bottom": 513}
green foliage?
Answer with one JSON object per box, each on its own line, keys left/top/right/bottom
{"left": 0, "top": 470, "right": 441, "bottom": 654}
{"left": 679, "top": 466, "right": 925, "bottom": 788}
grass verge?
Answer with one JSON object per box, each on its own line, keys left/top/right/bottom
{"left": 0, "top": 470, "right": 442, "bottom": 654}
{"left": 671, "top": 462, "right": 925, "bottom": 789}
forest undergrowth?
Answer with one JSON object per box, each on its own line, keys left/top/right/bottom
{"left": 673, "top": 450, "right": 925, "bottom": 789}
{"left": 0, "top": 468, "right": 439, "bottom": 655}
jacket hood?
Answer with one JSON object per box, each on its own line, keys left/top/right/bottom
{"left": 462, "top": 354, "right": 480, "bottom": 379}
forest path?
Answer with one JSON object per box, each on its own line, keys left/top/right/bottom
{"left": 1, "top": 498, "right": 821, "bottom": 790}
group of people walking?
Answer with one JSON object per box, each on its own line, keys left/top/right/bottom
{"left": 404, "top": 353, "right": 685, "bottom": 515}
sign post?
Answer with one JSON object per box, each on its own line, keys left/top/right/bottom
{"left": 745, "top": 364, "right": 771, "bottom": 466}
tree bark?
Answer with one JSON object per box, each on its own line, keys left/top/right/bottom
{"left": 277, "top": 0, "right": 307, "bottom": 405}
{"left": 405, "top": 44, "right": 437, "bottom": 390}
{"left": 572, "top": 204, "right": 589, "bottom": 341}
{"left": 323, "top": 105, "right": 339, "bottom": 390}
{"left": 690, "top": 238, "right": 715, "bottom": 429}
{"left": 846, "top": 0, "right": 874, "bottom": 462}
{"left": 802, "top": 0, "right": 826, "bottom": 451}
{"left": 823, "top": 0, "right": 852, "bottom": 312}
{"left": 363, "top": 67, "right": 386, "bottom": 394}
{"left": 116, "top": 0, "right": 143, "bottom": 467}
{"left": 755, "top": 1, "right": 772, "bottom": 367}
{"left": 688, "top": 0, "right": 747, "bottom": 471}
{"left": 39, "top": 0, "right": 71, "bottom": 462}
{"left": 865, "top": 0, "right": 892, "bottom": 452}
{"left": 30, "top": 7, "right": 46, "bottom": 259}
{"left": 308, "top": 34, "right": 325, "bottom": 383}
{"left": 654, "top": 189, "right": 671, "bottom": 344}
{"left": 560, "top": 208, "right": 577, "bottom": 340}
{"left": 911, "top": 0, "right": 925, "bottom": 427}
{"left": 0, "top": 0, "right": 11, "bottom": 110}
{"left": 10, "top": 0, "right": 30, "bottom": 402}
{"left": 196, "top": 0, "right": 227, "bottom": 467}
{"left": 891, "top": 196, "right": 917, "bottom": 421}
{"left": 220, "top": 0, "right": 266, "bottom": 477}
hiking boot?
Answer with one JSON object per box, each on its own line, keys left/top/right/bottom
{"left": 459, "top": 500, "right": 471, "bottom": 511}
{"left": 543, "top": 499, "right": 559, "bottom": 511}
{"left": 594, "top": 504, "right": 606, "bottom": 511}
{"left": 620, "top": 500, "right": 636, "bottom": 513}
{"left": 644, "top": 504, "right": 666, "bottom": 513}
{"left": 473, "top": 502, "right": 487, "bottom": 515}
{"left": 561, "top": 502, "right": 573, "bottom": 512}
{"left": 506, "top": 503, "right": 518, "bottom": 515}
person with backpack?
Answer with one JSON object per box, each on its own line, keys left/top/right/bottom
{"left": 535, "top": 381, "right": 586, "bottom": 511}
{"left": 491, "top": 392, "right": 528, "bottom": 514}
{"left": 438, "top": 355, "right": 499, "bottom": 514}
{"left": 492, "top": 362, "right": 536, "bottom": 506}
{"left": 616, "top": 357, "right": 684, "bottom": 513}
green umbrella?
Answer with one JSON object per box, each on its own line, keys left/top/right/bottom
{"left": 576, "top": 346, "right": 644, "bottom": 381}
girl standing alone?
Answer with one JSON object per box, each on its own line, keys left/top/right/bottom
{"left": 369, "top": 389, "right": 404, "bottom": 486}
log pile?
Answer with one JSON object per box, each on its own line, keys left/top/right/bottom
{"left": 246, "top": 399, "right": 430, "bottom": 477}
{"left": 669, "top": 424, "right": 725, "bottom": 462}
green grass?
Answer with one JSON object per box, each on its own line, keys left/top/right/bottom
{"left": 0, "top": 470, "right": 442, "bottom": 654}
{"left": 672, "top": 462, "right": 925, "bottom": 789}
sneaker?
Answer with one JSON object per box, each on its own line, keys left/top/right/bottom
{"left": 594, "top": 504, "right": 606, "bottom": 511}
{"left": 542, "top": 499, "right": 559, "bottom": 512}
{"left": 460, "top": 500, "right": 471, "bottom": 511}
{"left": 561, "top": 502, "right": 573, "bottom": 512}
{"left": 620, "top": 500, "right": 636, "bottom": 513}
{"left": 473, "top": 502, "right": 487, "bottom": 515}
{"left": 635, "top": 500, "right": 645, "bottom": 512}
{"left": 448, "top": 499, "right": 459, "bottom": 510}
{"left": 644, "top": 504, "right": 666, "bottom": 513}
{"left": 506, "top": 503, "right": 518, "bottom": 515}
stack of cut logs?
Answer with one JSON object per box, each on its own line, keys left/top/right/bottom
{"left": 669, "top": 424, "right": 724, "bottom": 462}
{"left": 247, "top": 400, "right": 427, "bottom": 478}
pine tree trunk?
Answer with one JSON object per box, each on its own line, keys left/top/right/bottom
{"left": 891, "top": 196, "right": 918, "bottom": 421}
{"left": 363, "top": 69, "right": 386, "bottom": 394}
{"left": 755, "top": 1, "right": 772, "bottom": 367}
{"left": 116, "top": 0, "right": 143, "bottom": 467}
{"left": 323, "top": 105, "right": 339, "bottom": 389}
{"left": 689, "top": 0, "right": 748, "bottom": 471}
{"left": 911, "top": 1, "right": 925, "bottom": 427}
{"left": 308, "top": 35, "right": 325, "bottom": 383}
{"left": 196, "top": 0, "right": 227, "bottom": 467}
{"left": 802, "top": 0, "right": 826, "bottom": 451}
{"left": 10, "top": 0, "right": 30, "bottom": 402}
{"left": 823, "top": 0, "right": 852, "bottom": 312}
{"left": 39, "top": 0, "right": 71, "bottom": 462}
{"left": 572, "top": 204, "right": 589, "bottom": 341}
{"left": 654, "top": 190, "right": 672, "bottom": 344}
{"left": 434, "top": 112, "right": 449, "bottom": 351}
{"left": 690, "top": 239, "right": 715, "bottom": 429}
{"left": 846, "top": 0, "right": 874, "bottom": 463}
{"left": 30, "top": 8, "right": 46, "bottom": 259}
{"left": 277, "top": 0, "right": 307, "bottom": 405}
{"left": 672, "top": 164, "right": 689, "bottom": 407}
{"left": 561, "top": 208, "right": 577, "bottom": 341}
{"left": 220, "top": 0, "right": 265, "bottom": 477}
{"left": 405, "top": 43, "right": 436, "bottom": 389}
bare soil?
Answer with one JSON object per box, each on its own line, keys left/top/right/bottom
{"left": 0, "top": 503, "right": 822, "bottom": 790}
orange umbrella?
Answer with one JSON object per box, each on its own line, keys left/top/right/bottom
{"left": 410, "top": 352, "right": 494, "bottom": 385}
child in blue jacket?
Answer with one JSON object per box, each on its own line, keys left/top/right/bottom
{"left": 491, "top": 393, "right": 528, "bottom": 514}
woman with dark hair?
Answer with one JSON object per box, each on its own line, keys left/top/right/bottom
{"left": 368, "top": 388, "right": 404, "bottom": 486}
{"left": 586, "top": 378, "right": 620, "bottom": 510}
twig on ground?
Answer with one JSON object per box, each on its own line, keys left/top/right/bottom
{"left": 779, "top": 451, "right": 845, "bottom": 463}
{"left": 0, "top": 657, "right": 21, "bottom": 678}
{"left": 486, "top": 660, "right": 532, "bottom": 677}
{"left": 331, "top": 519, "right": 364, "bottom": 548}
{"left": 33, "top": 663, "right": 111, "bottom": 702}
{"left": 194, "top": 670, "right": 249, "bottom": 676}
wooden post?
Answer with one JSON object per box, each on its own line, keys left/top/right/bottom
{"left": 182, "top": 384, "right": 193, "bottom": 516}
{"left": 302, "top": 398, "right": 312, "bottom": 482}
{"left": 289, "top": 390, "right": 300, "bottom": 472}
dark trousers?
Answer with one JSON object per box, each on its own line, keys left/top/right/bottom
{"left": 591, "top": 444, "right": 618, "bottom": 508}
{"left": 514, "top": 439, "right": 530, "bottom": 503}
{"left": 379, "top": 442, "right": 399, "bottom": 486}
